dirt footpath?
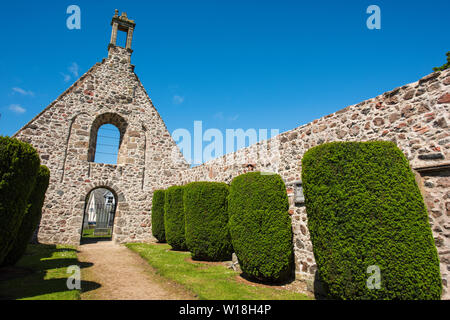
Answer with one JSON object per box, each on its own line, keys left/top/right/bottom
{"left": 77, "top": 241, "right": 196, "bottom": 300}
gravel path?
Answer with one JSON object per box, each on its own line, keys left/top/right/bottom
{"left": 77, "top": 241, "right": 195, "bottom": 300}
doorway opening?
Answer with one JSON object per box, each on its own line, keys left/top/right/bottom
{"left": 81, "top": 187, "right": 117, "bottom": 243}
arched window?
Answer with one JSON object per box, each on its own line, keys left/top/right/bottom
{"left": 94, "top": 124, "right": 120, "bottom": 164}
{"left": 87, "top": 113, "right": 128, "bottom": 165}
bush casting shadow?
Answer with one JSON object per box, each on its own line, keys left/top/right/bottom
{"left": 0, "top": 243, "right": 100, "bottom": 300}
{"left": 0, "top": 279, "right": 101, "bottom": 300}
{"left": 80, "top": 237, "right": 112, "bottom": 245}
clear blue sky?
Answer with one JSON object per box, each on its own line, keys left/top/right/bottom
{"left": 1, "top": 0, "right": 449, "bottom": 164}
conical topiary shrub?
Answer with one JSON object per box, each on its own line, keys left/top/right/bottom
{"left": 228, "top": 172, "right": 294, "bottom": 282}
{"left": 164, "top": 185, "right": 187, "bottom": 250}
{"left": 2, "top": 165, "right": 50, "bottom": 266}
{"left": 0, "top": 136, "right": 41, "bottom": 265}
{"left": 184, "top": 182, "right": 233, "bottom": 261}
{"left": 151, "top": 189, "right": 166, "bottom": 242}
{"left": 302, "top": 141, "right": 442, "bottom": 300}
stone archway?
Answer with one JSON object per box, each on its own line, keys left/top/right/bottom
{"left": 81, "top": 186, "right": 117, "bottom": 242}
{"left": 75, "top": 181, "right": 127, "bottom": 244}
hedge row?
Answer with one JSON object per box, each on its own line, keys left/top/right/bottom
{"left": 2, "top": 165, "right": 50, "bottom": 266}
{"left": 302, "top": 141, "right": 442, "bottom": 300}
{"left": 0, "top": 137, "right": 42, "bottom": 265}
{"left": 153, "top": 173, "right": 294, "bottom": 283}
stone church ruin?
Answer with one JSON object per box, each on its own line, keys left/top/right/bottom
{"left": 13, "top": 11, "right": 450, "bottom": 298}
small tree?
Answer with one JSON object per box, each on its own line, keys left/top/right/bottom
{"left": 433, "top": 51, "right": 450, "bottom": 71}
{"left": 2, "top": 166, "right": 50, "bottom": 266}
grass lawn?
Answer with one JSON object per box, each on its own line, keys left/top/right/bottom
{"left": 0, "top": 244, "right": 86, "bottom": 300}
{"left": 82, "top": 227, "right": 112, "bottom": 239}
{"left": 127, "top": 243, "right": 312, "bottom": 300}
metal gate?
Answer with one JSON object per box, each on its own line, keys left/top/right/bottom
{"left": 82, "top": 203, "right": 116, "bottom": 238}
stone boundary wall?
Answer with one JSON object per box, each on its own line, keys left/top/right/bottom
{"left": 180, "top": 69, "right": 450, "bottom": 298}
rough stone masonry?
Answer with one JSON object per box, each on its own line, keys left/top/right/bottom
{"left": 14, "top": 11, "right": 450, "bottom": 298}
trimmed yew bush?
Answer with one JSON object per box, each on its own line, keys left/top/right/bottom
{"left": 228, "top": 172, "right": 294, "bottom": 282}
{"left": 164, "top": 186, "right": 187, "bottom": 250}
{"left": 184, "top": 182, "right": 232, "bottom": 261}
{"left": 302, "top": 141, "right": 442, "bottom": 300}
{"left": 2, "top": 165, "right": 50, "bottom": 266}
{"left": 151, "top": 190, "right": 166, "bottom": 242}
{"left": 0, "top": 136, "right": 41, "bottom": 265}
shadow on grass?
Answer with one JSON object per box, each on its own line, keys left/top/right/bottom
{"left": 80, "top": 237, "right": 112, "bottom": 245}
{"left": 0, "top": 243, "right": 101, "bottom": 300}
{"left": 235, "top": 245, "right": 297, "bottom": 287}
{"left": 0, "top": 278, "right": 101, "bottom": 300}
{"left": 38, "top": 258, "right": 93, "bottom": 271}
{"left": 238, "top": 271, "right": 296, "bottom": 287}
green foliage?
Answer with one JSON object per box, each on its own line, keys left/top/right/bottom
{"left": 2, "top": 166, "right": 50, "bottom": 266}
{"left": 433, "top": 51, "right": 450, "bottom": 71}
{"left": 164, "top": 186, "right": 187, "bottom": 250}
{"left": 0, "top": 137, "right": 41, "bottom": 265}
{"left": 228, "top": 172, "right": 294, "bottom": 282}
{"left": 151, "top": 190, "right": 166, "bottom": 242}
{"left": 184, "top": 182, "right": 233, "bottom": 261}
{"left": 302, "top": 141, "right": 442, "bottom": 300}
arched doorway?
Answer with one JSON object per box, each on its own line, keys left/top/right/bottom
{"left": 81, "top": 187, "right": 118, "bottom": 243}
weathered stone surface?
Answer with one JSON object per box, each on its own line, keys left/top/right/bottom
{"left": 389, "top": 113, "right": 401, "bottom": 123}
{"left": 438, "top": 93, "right": 450, "bottom": 104}
{"left": 403, "top": 90, "right": 415, "bottom": 100}
{"left": 373, "top": 117, "right": 385, "bottom": 126}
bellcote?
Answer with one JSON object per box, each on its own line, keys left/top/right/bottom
{"left": 108, "top": 9, "right": 136, "bottom": 53}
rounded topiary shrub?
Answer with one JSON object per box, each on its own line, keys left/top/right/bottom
{"left": 151, "top": 189, "right": 166, "bottom": 242}
{"left": 164, "top": 185, "right": 187, "bottom": 250}
{"left": 228, "top": 172, "right": 293, "bottom": 282}
{"left": 2, "top": 165, "right": 50, "bottom": 266}
{"left": 184, "top": 182, "right": 233, "bottom": 261}
{"left": 302, "top": 141, "right": 442, "bottom": 300}
{"left": 0, "top": 136, "right": 41, "bottom": 265}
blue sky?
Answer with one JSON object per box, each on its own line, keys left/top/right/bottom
{"left": 0, "top": 0, "right": 449, "bottom": 164}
